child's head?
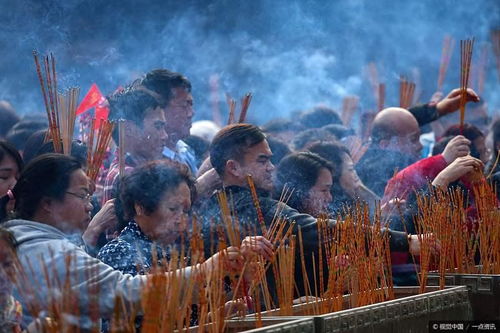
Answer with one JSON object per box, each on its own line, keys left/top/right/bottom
{"left": 0, "top": 228, "right": 17, "bottom": 296}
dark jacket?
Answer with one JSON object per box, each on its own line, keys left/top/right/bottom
{"left": 356, "top": 147, "right": 417, "bottom": 197}
{"left": 197, "top": 185, "right": 410, "bottom": 296}
{"left": 409, "top": 104, "right": 439, "bottom": 127}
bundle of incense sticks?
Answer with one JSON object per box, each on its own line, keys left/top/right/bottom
{"left": 33, "top": 51, "right": 62, "bottom": 153}
{"left": 492, "top": 30, "right": 500, "bottom": 81}
{"left": 238, "top": 92, "right": 253, "bottom": 123}
{"left": 459, "top": 38, "right": 475, "bottom": 134}
{"left": 366, "top": 62, "right": 380, "bottom": 103}
{"left": 274, "top": 236, "right": 296, "bottom": 316}
{"left": 377, "top": 83, "right": 385, "bottom": 112}
{"left": 138, "top": 248, "right": 198, "bottom": 332}
{"left": 57, "top": 87, "right": 80, "bottom": 155}
{"left": 225, "top": 93, "right": 236, "bottom": 125}
{"left": 340, "top": 96, "right": 359, "bottom": 126}
{"left": 344, "top": 136, "right": 370, "bottom": 165}
{"left": 437, "top": 35, "right": 455, "bottom": 91}
{"left": 86, "top": 118, "right": 114, "bottom": 182}
{"left": 411, "top": 181, "right": 500, "bottom": 291}
{"left": 472, "top": 181, "right": 500, "bottom": 274}
{"left": 399, "top": 76, "right": 416, "bottom": 109}
{"left": 303, "top": 203, "right": 394, "bottom": 314}
{"left": 17, "top": 253, "right": 103, "bottom": 332}
{"left": 360, "top": 111, "right": 376, "bottom": 141}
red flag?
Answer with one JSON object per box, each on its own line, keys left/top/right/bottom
{"left": 76, "top": 83, "right": 105, "bottom": 115}
{"left": 94, "top": 105, "right": 109, "bottom": 129}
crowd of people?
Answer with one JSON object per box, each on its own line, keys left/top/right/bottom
{"left": 0, "top": 67, "right": 498, "bottom": 331}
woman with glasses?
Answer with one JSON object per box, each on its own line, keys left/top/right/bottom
{"left": 0, "top": 153, "right": 246, "bottom": 330}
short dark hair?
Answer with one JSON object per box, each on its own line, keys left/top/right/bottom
{"left": 210, "top": 124, "right": 266, "bottom": 175}
{"left": 5, "top": 120, "right": 48, "bottom": 151}
{"left": 321, "top": 124, "right": 355, "bottom": 140}
{"left": 299, "top": 106, "right": 342, "bottom": 129}
{"left": 0, "top": 141, "right": 23, "bottom": 174}
{"left": 22, "top": 130, "right": 88, "bottom": 166}
{"left": 120, "top": 160, "right": 195, "bottom": 221}
{"left": 108, "top": 89, "right": 161, "bottom": 143}
{"left": 443, "top": 123, "right": 484, "bottom": 141}
{"left": 262, "top": 118, "right": 303, "bottom": 134}
{"left": 266, "top": 137, "right": 292, "bottom": 166}
{"left": 306, "top": 141, "right": 349, "bottom": 178}
{"left": 139, "top": 69, "right": 192, "bottom": 105}
{"left": 1, "top": 154, "right": 81, "bottom": 221}
{"left": 292, "top": 128, "right": 336, "bottom": 151}
{"left": 274, "top": 152, "right": 334, "bottom": 212}
{"left": 0, "top": 101, "right": 20, "bottom": 138}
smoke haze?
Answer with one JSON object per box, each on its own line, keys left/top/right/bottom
{"left": 0, "top": 0, "right": 499, "bottom": 123}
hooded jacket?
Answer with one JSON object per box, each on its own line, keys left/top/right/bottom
{"left": 3, "top": 219, "right": 157, "bottom": 330}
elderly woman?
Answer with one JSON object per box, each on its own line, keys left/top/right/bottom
{"left": 0, "top": 154, "right": 247, "bottom": 330}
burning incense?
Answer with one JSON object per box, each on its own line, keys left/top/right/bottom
{"left": 86, "top": 119, "right": 114, "bottom": 182}
{"left": 57, "top": 87, "right": 80, "bottom": 155}
{"left": 340, "top": 96, "right": 359, "bottom": 126}
{"left": 459, "top": 38, "right": 475, "bottom": 134}
{"left": 437, "top": 35, "right": 454, "bottom": 91}
{"left": 377, "top": 84, "right": 385, "bottom": 112}
{"left": 399, "top": 76, "right": 416, "bottom": 109}
{"left": 33, "top": 51, "right": 62, "bottom": 153}
{"left": 238, "top": 92, "right": 253, "bottom": 123}
{"left": 366, "top": 62, "right": 380, "bottom": 103}
{"left": 225, "top": 93, "right": 236, "bottom": 125}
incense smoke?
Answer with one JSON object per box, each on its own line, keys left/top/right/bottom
{"left": 0, "top": 0, "right": 499, "bottom": 124}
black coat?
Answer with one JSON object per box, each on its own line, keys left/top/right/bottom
{"left": 196, "top": 185, "right": 410, "bottom": 298}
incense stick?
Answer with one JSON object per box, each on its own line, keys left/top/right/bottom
{"left": 399, "top": 76, "right": 416, "bottom": 109}
{"left": 437, "top": 35, "right": 454, "bottom": 91}
{"left": 238, "top": 92, "right": 253, "bottom": 123}
{"left": 459, "top": 38, "right": 475, "bottom": 134}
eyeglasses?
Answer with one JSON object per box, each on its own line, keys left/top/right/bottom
{"left": 66, "top": 191, "right": 92, "bottom": 202}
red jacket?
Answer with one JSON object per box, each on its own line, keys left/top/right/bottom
{"left": 382, "top": 154, "right": 448, "bottom": 204}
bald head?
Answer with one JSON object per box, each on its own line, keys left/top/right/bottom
{"left": 371, "top": 107, "right": 422, "bottom": 158}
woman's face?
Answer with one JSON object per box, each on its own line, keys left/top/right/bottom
{"left": 303, "top": 167, "right": 333, "bottom": 216}
{"left": 136, "top": 181, "right": 191, "bottom": 246}
{"left": 0, "top": 155, "right": 19, "bottom": 197}
{"left": 473, "top": 136, "right": 490, "bottom": 164}
{"left": 339, "top": 153, "right": 362, "bottom": 198}
{"left": 48, "top": 169, "right": 94, "bottom": 234}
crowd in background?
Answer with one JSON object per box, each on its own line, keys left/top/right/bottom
{"left": 0, "top": 67, "right": 498, "bottom": 331}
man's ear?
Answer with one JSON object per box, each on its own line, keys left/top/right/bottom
{"left": 225, "top": 159, "right": 242, "bottom": 178}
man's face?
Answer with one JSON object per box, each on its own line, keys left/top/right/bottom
{"left": 132, "top": 106, "right": 168, "bottom": 159}
{"left": 237, "top": 140, "right": 275, "bottom": 192}
{"left": 164, "top": 87, "right": 194, "bottom": 145}
{"left": 397, "top": 129, "right": 423, "bottom": 160}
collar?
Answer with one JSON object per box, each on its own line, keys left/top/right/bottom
{"left": 221, "top": 185, "right": 271, "bottom": 198}
{"left": 121, "top": 220, "right": 153, "bottom": 243}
